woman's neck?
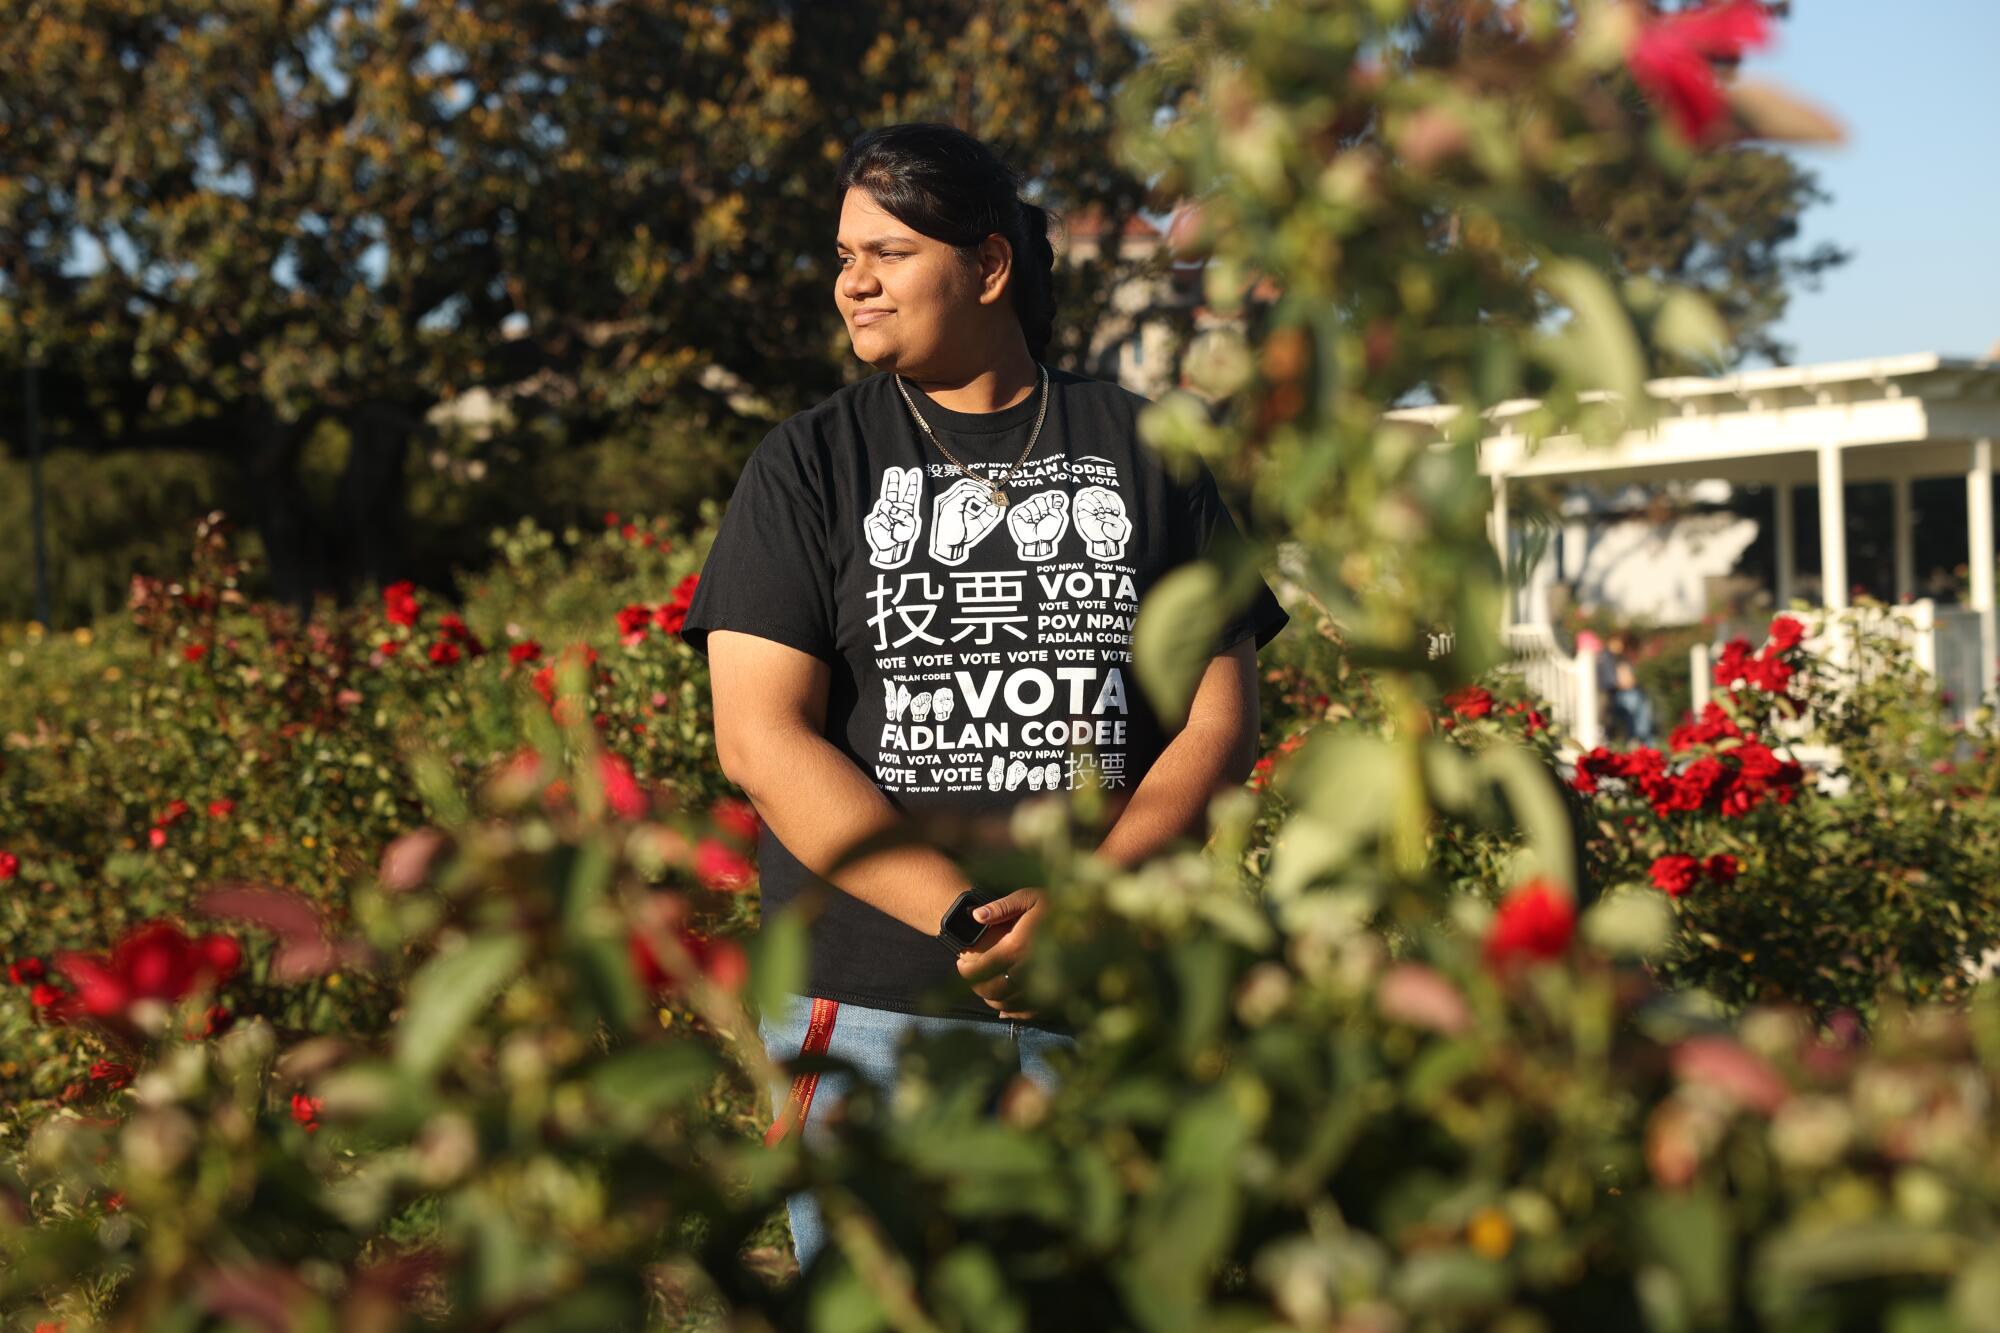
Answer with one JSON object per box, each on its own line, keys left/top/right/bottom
{"left": 902, "top": 339, "right": 1040, "bottom": 413}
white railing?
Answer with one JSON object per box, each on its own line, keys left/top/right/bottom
{"left": 1501, "top": 624, "right": 1600, "bottom": 749}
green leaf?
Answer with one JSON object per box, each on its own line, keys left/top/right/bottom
{"left": 1134, "top": 561, "right": 1227, "bottom": 724}
{"left": 1637, "top": 1188, "right": 1733, "bottom": 1326}
{"left": 395, "top": 933, "right": 530, "bottom": 1079}
{"left": 749, "top": 901, "right": 809, "bottom": 1020}
{"left": 1584, "top": 889, "right": 1675, "bottom": 958}
{"left": 589, "top": 1044, "right": 720, "bottom": 1130}
{"left": 1654, "top": 288, "right": 1729, "bottom": 367}
{"left": 1534, "top": 257, "right": 1646, "bottom": 414}
{"left": 1474, "top": 743, "right": 1577, "bottom": 891}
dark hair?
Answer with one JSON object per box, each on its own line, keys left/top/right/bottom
{"left": 837, "top": 123, "right": 1058, "bottom": 362}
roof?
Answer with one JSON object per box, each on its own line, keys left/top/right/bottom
{"left": 1384, "top": 352, "right": 2000, "bottom": 486}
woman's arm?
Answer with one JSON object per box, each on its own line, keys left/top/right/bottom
{"left": 955, "top": 639, "right": 1263, "bottom": 1018}
{"left": 1093, "top": 637, "right": 1262, "bottom": 869}
{"left": 705, "top": 629, "right": 969, "bottom": 937}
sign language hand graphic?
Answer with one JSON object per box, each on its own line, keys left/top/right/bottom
{"left": 1005, "top": 490, "right": 1070, "bottom": 560}
{"left": 1073, "top": 485, "right": 1132, "bottom": 560}
{"left": 929, "top": 478, "right": 1004, "bottom": 565}
{"left": 865, "top": 466, "right": 924, "bottom": 569}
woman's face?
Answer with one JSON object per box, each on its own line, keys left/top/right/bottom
{"left": 834, "top": 188, "right": 990, "bottom": 375}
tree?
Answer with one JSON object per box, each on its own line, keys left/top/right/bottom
{"left": 0, "top": 1, "right": 1151, "bottom": 610}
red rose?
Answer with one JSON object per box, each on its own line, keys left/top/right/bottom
{"left": 630, "top": 925, "right": 749, "bottom": 995}
{"left": 710, "top": 797, "right": 761, "bottom": 844}
{"left": 208, "top": 799, "right": 235, "bottom": 819}
{"left": 657, "top": 574, "right": 701, "bottom": 636}
{"left": 1483, "top": 878, "right": 1574, "bottom": 970}
{"left": 196, "top": 933, "right": 242, "bottom": 980}
{"left": 598, "top": 753, "right": 649, "bottom": 821}
{"left": 1443, "top": 685, "right": 1493, "bottom": 719}
{"left": 161, "top": 799, "right": 191, "bottom": 826}
{"left": 509, "top": 640, "right": 543, "bottom": 666}
{"left": 89, "top": 1059, "right": 134, "bottom": 1088}
{"left": 1767, "top": 614, "right": 1806, "bottom": 653}
{"left": 427, "top": 640, "right": 461, "bottom": 668}
{"left": 1650, "top": 853, "right": 1701, "bottom": 898}
{"left": 0, "top": 851, "right": 18, "bottom": 881}
{"left": 603, "top": 511, "right": 620, "bottom": 528}
{"left": 616, "top": 603, "right": 653, "bottom": 644}
{"left": 8, "top": 955, "right": 46, "bottom": 985}
{"left": 692, "top": 837, "right": 757, "bottom": 892}
{"left": 1626, "top": 0, "right": 1771, "bottom": 144}
{"left": 383, "top": 580, "right": 421, "bottom": 628}
{"left": 1712, "top": 637, "right": 1753, "bottom": 687}
{"left": 182, "top": 643, "right": 208, "bottom": 663}
{"left": 147, "top": 827, "right": 168, "bottom": 851}
{"left": 29, "top": 982, "right": 67, "bottom": 1011}
{"left": 1703, "top": 853, "right": 1740, "bottom": 883}
{"left": 290, "top": 1092, "right": 323, "bottom": 1133}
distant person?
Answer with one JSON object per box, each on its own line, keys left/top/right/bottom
{"left": 1603, "top": 632, "right": 1655, "bottom": 743}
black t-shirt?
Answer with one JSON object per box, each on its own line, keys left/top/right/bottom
{"left": 679, "top": 367, "right": 1289, "bottom": 1024}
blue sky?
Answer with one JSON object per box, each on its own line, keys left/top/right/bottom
{"left": 1755, "top": 0, "right": 2000, "bottom": 367}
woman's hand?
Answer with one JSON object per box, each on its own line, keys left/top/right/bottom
{"left": 953, "top": 887, "right": 1044, "bottom": 1020}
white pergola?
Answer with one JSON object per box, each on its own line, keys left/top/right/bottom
{"left": 1392, "top": 353, "right": 2000, "bottom": 736}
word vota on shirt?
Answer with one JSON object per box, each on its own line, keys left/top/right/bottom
{"left": 860, "top": 451, "right": 1138, "bottom": 796}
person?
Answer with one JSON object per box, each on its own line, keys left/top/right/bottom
{"left": 676, "top": 122, "right": 1291, "bottom": 1274}
{"left": 1602, "top": 631, "right": 1655, "bottom": 743}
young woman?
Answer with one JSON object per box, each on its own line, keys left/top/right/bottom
{"left": 678, "top": 122, "right": 1290, "bottom": 1273}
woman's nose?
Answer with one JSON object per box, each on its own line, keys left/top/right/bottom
{"left": 841, "top": 260, "right": 879, "bottom": 300}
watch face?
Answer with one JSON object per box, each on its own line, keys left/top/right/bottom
{"left": 943, "top": 899, "right": 987, "bottom": 949}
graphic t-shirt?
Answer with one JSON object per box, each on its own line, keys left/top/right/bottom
{"left": 679, "top": 367, "right": 1290, "bottom": 1024}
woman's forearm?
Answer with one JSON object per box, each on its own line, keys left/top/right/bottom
{"left": 723, "top": 721, "right": 972, "bottom": 936}
{"left": 1092, "top": 717, "right": 1256, "bottom": 870}
{"left": 1093, "top": 643, "right": 1262, "bottom": 870}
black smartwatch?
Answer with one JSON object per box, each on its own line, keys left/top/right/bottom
{"left": 936, "top": 889, "right": 988, "bottom": 953}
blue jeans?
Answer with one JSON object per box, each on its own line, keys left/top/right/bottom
{"left": 754, "top": 992, "right": 1078, "bottom": 1274}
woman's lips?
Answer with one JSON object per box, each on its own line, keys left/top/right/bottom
{"left": 852, "top": 308, "right": 895, "bottom": 326}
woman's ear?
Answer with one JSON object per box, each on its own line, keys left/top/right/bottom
{"left": 975, "top": 233, "right": 1014, "bottom": 306}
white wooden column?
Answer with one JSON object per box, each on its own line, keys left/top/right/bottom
{"left": 1970, "top": 438, "right": 1997, "bottom": 700}
{"left": 1891, "top": 474, "right": 1915, "bottom": 602}
{"left": 1491, "top": 472, "right": 1512, "bottom": 631}
{"left": 1818, "top": 443, "right": 1848, "bottom": 611}
{"left": 1774, "top": 480, "right": 1796, "bottom": 609}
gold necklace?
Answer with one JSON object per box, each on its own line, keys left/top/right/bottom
{"left": 894, "top": 364, "right": 1048, "bottom": 510}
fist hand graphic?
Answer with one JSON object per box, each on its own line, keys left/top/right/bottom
{"left": 932, "top": 687, "right": 955, "bottom": 721}
{"left": 865, "top": 467, "right": 923, "bottom": 568}
{"left": 929, "top": 479, "right": 1003, "bottom": 564}
{"left": 1073, "top": 486, "right": 1131, "bottom": 560}
{"left": 1006, "top": 490, "right": 1069, "bottom": 559}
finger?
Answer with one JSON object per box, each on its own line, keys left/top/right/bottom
{"left": 899, "top": 466, "right": 924, "bottom": 508}
{"left": 973, "top": 888, "right": 1041, "bottom": 926}
{"left": 956, "top": 945, "right": 1016, "bottom": 986}
{"left": 878, "top": 468, "right": 904, "bottom": 506}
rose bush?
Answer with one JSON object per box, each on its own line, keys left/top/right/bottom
{"left": 11, "top": 2, "right": 2000, "bottom": 1330}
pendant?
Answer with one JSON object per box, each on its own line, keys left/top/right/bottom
{"left": 991, "top": 486, "right": 1008, "bottom": 509}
